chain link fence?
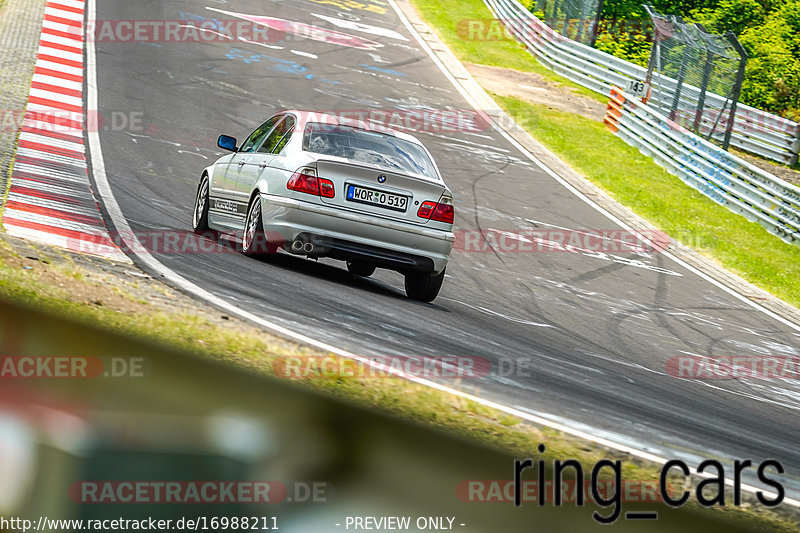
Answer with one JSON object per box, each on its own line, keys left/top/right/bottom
{"left": 643, "top": 5, "right": 747, "bottom": 151}
{"left": 532, "top": 0, "right": 603, "bottom": 45}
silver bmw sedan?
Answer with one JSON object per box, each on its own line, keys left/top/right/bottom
{"left": 193, "top": 111, "right": 455, "bottom": 302}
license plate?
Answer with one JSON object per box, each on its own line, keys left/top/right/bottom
{"left": 346, "top": 185, "right": 408, "bottom": 212}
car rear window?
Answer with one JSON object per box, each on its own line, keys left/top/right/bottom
{"left": 303, "top": 123, "right": 438, "bottom": 179}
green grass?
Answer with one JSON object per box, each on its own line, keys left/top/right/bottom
{"left": 410, "top": 0, "right": 605, "bottom": 103}
{"left": 493, "top": 95, "right": 800, "bottom": 307}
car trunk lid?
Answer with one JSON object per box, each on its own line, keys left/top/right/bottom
{"left": 316, "top": 159, "right": 447, "bottom": 225}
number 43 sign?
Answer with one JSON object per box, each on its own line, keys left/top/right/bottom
{"left": 627, "top": 80, "right": 649, "bottom": 97}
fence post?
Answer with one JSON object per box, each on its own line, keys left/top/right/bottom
{"left": 692, "top": 23, "right": 714, "bottom": 135}
{"left": 669, "top": 39, "right": 691, "bottom": 121}
{"left": 723, "top": 32, "right": 747, "bottom": 151}
{"left": 588, "top": 0, "right": 604, "bottom": 46}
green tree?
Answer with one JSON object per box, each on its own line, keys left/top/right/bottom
{"left": 582, "top": 0, "right": 800, "bottom": 119}
{"left": 737, "top": 1, "right": 800, "bottom": 119}
{"left": 691, "top": 0, "right": 767, "bottom": 34}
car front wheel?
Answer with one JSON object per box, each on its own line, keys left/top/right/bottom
{"left": 404, "top": 268, "right": 445, "bottom": 302}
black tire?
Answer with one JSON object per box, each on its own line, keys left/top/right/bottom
{"left": 192, "top": 175, "right": 212, "bottom": 233}
{"left": 242, "top": 195, "right": 276, "bottom": 256}
{"left": 347, "top": 260, "right": 376, "bottom": 277}
{"left": 404, "top": 268, "right": 445, "bottom": 302}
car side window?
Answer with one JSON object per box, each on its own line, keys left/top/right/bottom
{"left": 240, "top": 116, "right": 281, "bottom": 153}
{"left": 258, "top": 115, "right": 296, "bottom": 155}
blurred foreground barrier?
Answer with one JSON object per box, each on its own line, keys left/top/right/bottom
{"left": 604, "top": 87, "right": 800, "bottom": 246}
{"left": 0, "top": 297, "right": 772, "bottom": 531}
{"left": 481, "top": 0, "right": 800, "bottom": 165}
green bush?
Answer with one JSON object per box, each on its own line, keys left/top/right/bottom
{"left": 594, "top": 30, "right": 651, "bottom": 66}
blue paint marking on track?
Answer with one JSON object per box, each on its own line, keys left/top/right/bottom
{"left": 224, "top": 49, "right": 340, "bottom": 84}
{"left": 178, "top": 10, "right": 226, "bottom": 31}
{"left": 359, "top": 64, "right": 406, "bottom": 77}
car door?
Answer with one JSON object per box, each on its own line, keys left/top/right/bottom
{"left": 213, "top": 116, "right": 282, "bottom": 220}
{"left": 235, "top": 114, "right": 297, "bottom": 197}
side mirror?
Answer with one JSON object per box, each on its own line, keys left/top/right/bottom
{"left": 217, "top": 135, "right": 238, "bottom": 152}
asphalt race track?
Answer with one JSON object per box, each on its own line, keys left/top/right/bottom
{"left": 91, "top": 0, "right": 800, "bottom": 498}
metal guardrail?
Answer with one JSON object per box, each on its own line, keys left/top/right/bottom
{"left": 605, "top": 87, "right": 800, "bottom": 246}
{"left": 482, "top": 0, "right": 800, "bottom": 166}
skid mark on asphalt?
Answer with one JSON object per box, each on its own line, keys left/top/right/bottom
{"left": 440, "top": 297, "right": 555, "bottom": 328}
{"left": 329, "top": 64, "right": 451, "bottom": 95}
{"left": 4, "top": 0, "right": 123, "bottom": 259}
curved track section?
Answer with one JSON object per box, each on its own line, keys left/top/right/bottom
{"left": 89, "top": 0, "right": 800, "bottom": 499}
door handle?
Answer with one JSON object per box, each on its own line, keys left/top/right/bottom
{"left": 238, "top": 160, "right": 247, "bottom": 166}
{"left": 258, "top": 162, "right": 268, "bottom": 169}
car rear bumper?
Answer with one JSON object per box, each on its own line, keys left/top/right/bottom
{"left": 258, "top": 193, "right": 453, "bottom": 273}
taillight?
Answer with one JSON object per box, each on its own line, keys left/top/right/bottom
{"left": 287, "top": 171, "right": 318, "bottom": 195}
{"left": 417, "top": 201, "right": 436, "bottom": 219}
{"left": 319, "top": 178, "right": 335, "bottom": 198}
{"left": 431, "top": 202, "right": 454, "bottom": 223}
{"left": 417, "top": 198, "right": 454, "bottom": 224}
{"left": 287, "top": 168, "right": 335, "bottom": 198}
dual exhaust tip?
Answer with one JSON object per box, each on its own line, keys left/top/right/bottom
{"left": 290, "top": 238, "right": 315, "bottom": 254}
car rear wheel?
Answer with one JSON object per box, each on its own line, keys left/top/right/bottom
{"left": 192, "top": 175, "right": 212, "bottom": 233}
{"left": 404, "top": 268, "right": 445, "bottom": 302}
{"left": 346, "top": 261, "right": 376, "bottom": 277}
{"left": 242, "top": 195, "right": 277, "bottom": 256}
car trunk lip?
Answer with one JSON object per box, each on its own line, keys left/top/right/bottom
{"left": 310, "top": 154, "right": 443, "bottom": 183}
